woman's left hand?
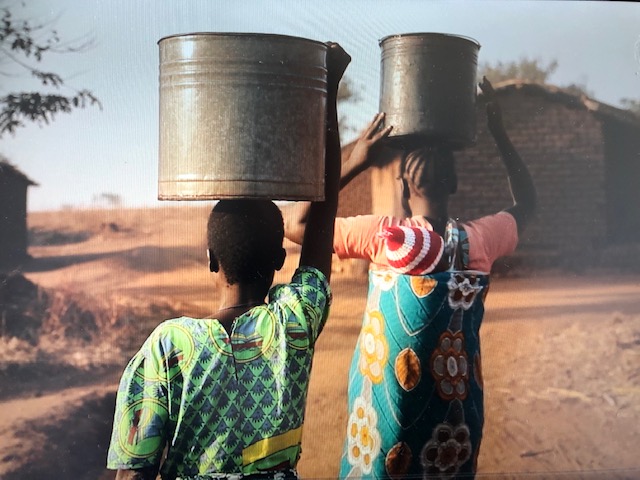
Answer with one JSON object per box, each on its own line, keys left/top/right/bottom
{"left": 479, "top": 76, "right": 505, "bottom": 136}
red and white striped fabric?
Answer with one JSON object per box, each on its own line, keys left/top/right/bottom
{"left": 378, "top": 225, "right": 444, "bottom": 275}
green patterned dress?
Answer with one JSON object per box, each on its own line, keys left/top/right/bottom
{"left": 339, "top": 222, "right": 490, "bottom": 479}
{"left": 107, "top": 266, "right": 331, "bottom": 480}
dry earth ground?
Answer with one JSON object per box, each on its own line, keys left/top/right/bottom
{"left": 0, "top": 205, "right": 639, "bottom": 479}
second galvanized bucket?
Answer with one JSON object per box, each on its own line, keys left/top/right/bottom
{"left": 158, "top": 33, "right": 328, "bottom": 201}
{"left": 379, "top": 33, "right": 480, "bottom": 149}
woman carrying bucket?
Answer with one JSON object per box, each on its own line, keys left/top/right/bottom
{"left": 107, "top": 41, "right": 352, "bottom": 480}
{"left": 285, "top": 77, "right": 536, "bottom": 479}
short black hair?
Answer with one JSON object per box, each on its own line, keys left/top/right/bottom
{"left": 207, "top": 199, "right": 284, "bottom": 285}
{"left": 400, "top": 146, "right": 457, "bottom": 198}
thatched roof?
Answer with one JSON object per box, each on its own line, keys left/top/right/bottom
{"left": 0, "top": 156, "right": 38, "bottom": 186}
{"left": 488, "top": 80, "right": 640, "bottom": 128}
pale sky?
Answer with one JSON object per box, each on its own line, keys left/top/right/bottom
{"left": 2, "top": 0, "right": 639, "bottom": 211}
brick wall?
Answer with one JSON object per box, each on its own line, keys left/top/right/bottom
{"left": 338, "top": 87, "right": 615, "bottom": 269}
{"left": 600, "top": 119, "right": 640, "bottom": 243}
{"left": 450, "top": 89, "right": 607, "bottom": 266}
{"left": 337, "top": 141, "right": 373, "bottom": 218}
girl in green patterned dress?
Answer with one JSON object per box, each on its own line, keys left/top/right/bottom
{"left": 107, "top": 43, "right": 351, "bottom": 480}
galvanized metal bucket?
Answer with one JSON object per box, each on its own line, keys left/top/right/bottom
{"left": 158, "top": 33, "right": 327, "bottom": 201}
{"left": 379, "top": 33, "right": 480, "bottom": 149}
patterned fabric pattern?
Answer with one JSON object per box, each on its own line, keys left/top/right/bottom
{"left": 107, "top": 267, "right": 330, "bottom": 480}
{"left": 339, "top": 222, "right": 490, "bottom": 479}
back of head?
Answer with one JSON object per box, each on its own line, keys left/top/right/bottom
{"left": 401, "top": 146, "right": 457, "bottom": 199}
{"left": 207, "top": 199, "right": 284, "bottom": 285}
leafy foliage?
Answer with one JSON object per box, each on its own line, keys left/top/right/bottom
{"left": 478, "top": 57, "right": 559, "bottom": 84}
{"left": 0, "top": 3, "right": 101, "bottom": 137}
{"left": 479, "top": 56, "right": 594, "bottom": 96}
{"left": 480, "top": 55, "right": 640, "bottom": 119}
{"left": 620, "top": 98, "right": 640, "bottom": 116}
{"left": 336, "top": 76, "right": 362, "bottom": 135}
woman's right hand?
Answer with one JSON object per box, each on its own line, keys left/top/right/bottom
{"left": 348, "top": 112, "right": 393, "bottom": 171}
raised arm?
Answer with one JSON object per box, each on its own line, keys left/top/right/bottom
{"left": 284, "top": 112, "right": 392, "bottom": 245}
{"left": 480, "top": 77, "right": 537, "bottom": 234}
{"left": 298, "top": 43, "right": 351, "bottom": 279}
{"left": 340, "top": 112, "right": 393, "bottom": 188}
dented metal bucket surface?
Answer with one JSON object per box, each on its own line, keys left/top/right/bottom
{"left": 158, "top": 33, "right": 327, "bottom": 201}
{"left": 379, "top": 33, "right": 480, "bottom": 148}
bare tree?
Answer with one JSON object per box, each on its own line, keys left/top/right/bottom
{"left": 92, "top": 192, "right": 123, "bottom": 208}
{"left": 337, "top": 75, "right": 361, "bottom": 135}
{"left": 0, "top": 2, "right": 101, "bottom": 137}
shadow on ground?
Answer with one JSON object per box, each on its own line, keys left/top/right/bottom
{"left": 3, "top": 392, "right": 116, "bottom": 480}
{"left": 22, "top": 245, "right": 205, "bottom": 273}
{"left": 0, "top": 362, "right": 122, "bottom": 402}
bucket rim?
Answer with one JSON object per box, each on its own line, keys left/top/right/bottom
{"left": 158, "top": 32, "right": 327, "bottom": 48}
{"left": 379, "top": 32, "right": 480, "bottom": 48}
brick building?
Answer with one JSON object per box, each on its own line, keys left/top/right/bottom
{"left": 337, "top": 81, "right": 640, "bottom": 270}
{"left": 0, "top": 158, "right": 37, "bottom": 269}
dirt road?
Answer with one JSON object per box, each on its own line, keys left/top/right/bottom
{"left": 1, "top": 207, "right": 639, "bottom": 479}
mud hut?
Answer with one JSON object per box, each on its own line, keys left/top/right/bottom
{"left": 337, "top": 81, "right": 640, "bottom": 270}
{"left": 0, "top": 158, "right": 38, "bottom": 269}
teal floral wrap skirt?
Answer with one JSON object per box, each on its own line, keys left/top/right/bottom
{"left": 339, "top": 266, "right": 490, "bottom": 479}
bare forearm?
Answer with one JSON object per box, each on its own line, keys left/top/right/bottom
{"left": 284, "top": 151, "right": 363, "bottom": 246}
{"left": 340, "top": 113, "right": 392, "bottom": 189}
{"left": 284, "top": 113, "right": 390, "bottom": 246}
{"left": 480, "top": 77, "right": 536, "bottom": 232}
{"left": 282, "top": 201, "right": 309, "bottom": 246}
{"left": 300, "top": 103, "right": 340, "bottom": 277}
{"left": 299, "top": 44, "right": 347, "bottom": 278}
{"left": 492, "top": 128, "right": 537, "bottom": 231}
{"left": 284, "top": 165, "right": 359, "bottom": 248}
{"left": 339, "top": 156, "right": 367, "bottom": 190}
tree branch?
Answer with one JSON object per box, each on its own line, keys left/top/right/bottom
{"left": 0, "top": 3, "right": 101, "bottom": 137}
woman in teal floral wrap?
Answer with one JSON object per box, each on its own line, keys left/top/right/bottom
{"left": 338, "top": 221, "right": 491, "bottom": 478}
{"left": 285, "top": 77, "right": 536, "bottom": 479}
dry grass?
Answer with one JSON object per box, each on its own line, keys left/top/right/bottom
{"left": 0, "top": 206, "right": 638, "bottom": 479}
